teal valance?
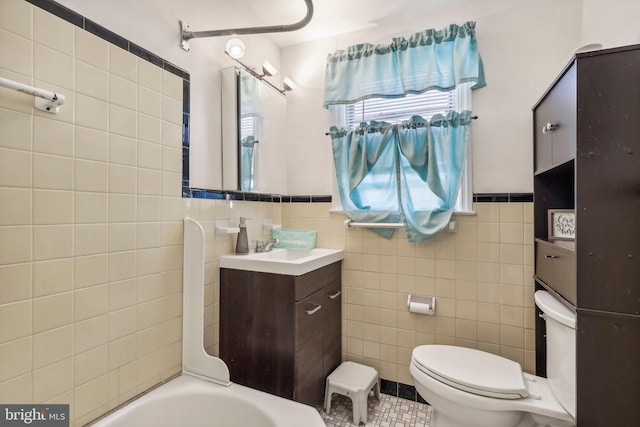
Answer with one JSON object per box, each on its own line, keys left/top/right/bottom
{"left": 323, "top": 21, "right": 485, "bottom": 108}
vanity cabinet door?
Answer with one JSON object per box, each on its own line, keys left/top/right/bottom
{"left": 295, "top": 288, "right": 325, "bottom": 405}
{"left": 323, "top": 279, "right": 342, "bottom": 379}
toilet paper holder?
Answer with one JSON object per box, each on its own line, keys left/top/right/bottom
{"left": 407, "top": 294, "right": 436, "bottom": 315}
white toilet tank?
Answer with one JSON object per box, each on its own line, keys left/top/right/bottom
{"left": 534, "top": 290, "right": 577, "bottom": 419}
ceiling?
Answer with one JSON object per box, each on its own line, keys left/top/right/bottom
{"left": 57, "top": 0, "right": 533, "bottom": 49}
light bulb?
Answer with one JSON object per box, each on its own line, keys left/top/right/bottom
{"left": 225, "top": 38, "right": 245, "bottom": 59}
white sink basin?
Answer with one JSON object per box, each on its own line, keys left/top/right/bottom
{"left": 219, "top": 248, "right": 344, "bottom": 276}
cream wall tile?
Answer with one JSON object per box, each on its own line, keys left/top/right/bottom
{"left": 109, "top": 306, "right": 136, "bottom": 341}
{"left": 501, "top": 305, "right": 524, "bottom": 327}
{"left": 75, "top": 192, "right": 108, "bottom": 224}
{"left": 74, "top": 224, "right": 107, "bottom": 257}
{"left": 33, "top": 292, "right": 72, "bottom": 333}
{"left": 0, "top": 188, "right": 31, "bottom": 225}
{"left": 0, "top": 337, "right": 31, "bottom": 382}
{"left": 75, "top": 30, "right": 108, "bottom": 70}
{"left": 138, "top": 60, "right": 162, "bottom": 91}
{"left": 0, "top": 29, "right": 32, "bottom": 76}
{"left": 0, "top": 108, "right": 31, "bottom": 150}
{"left": 0, "top": 148, "right": 31, "bottom": 187}
{"left": 0, "top": 263, "right": 31, "bottom": 304}
{"left": 75, "top": 285, "right": 108, "bottom": 321}
{"left": 33, "top": 154, "right": 73, "bottom": 190}
{"left": 33, "top": 225, "right": 72, "bottom": 261}
{"left": 161, "top": 121, "right": 182, "bottom": 148}
{"left": 162, "top": 71, "right": 183, "bottom": 101}
{"left": 33, "top": 259, "right": 72, "bottom": 297}
{"left": 76, "top": 126, "right": 108, "bottom": 162}
{"left": 161, "top": 172, "right": 181, "bottom": 197}
{"left": 108, "top": 164, "right": 136, "bottom": 194}
{"left": 109, "top": 279, "right": 136, "bottom": 311}
{"left": 137, "top": 222, "right": 161, "bottom": 249}
{"left": 34, "top": 44, "right": 73, "bottom": 90}
{"left": 138, "top": 114, "right": 161, "bottom": 144}
{"left": 109, "top": 194, "right": 136, "bottom": 223}
{"left": 32, "top": 358, "right": 73, "bottom": 402}
{"left": 74, "top": 315, "right": 108, "bottom": 354}
{"left": 74, "top": 345, "right": 107, "bottom": 387}
{"left": 478, "top": 322, "right": 500, "bottom": 344}
{"left": 477, "top": 242, "right": 499, "bottom": 262}
{"left": 108, "top": 223, "right": 136, "bottom": 252}
{"left": 75, "top": 62, "right": 108, "bottom": 101}
{"left": 33, "top": 8, "right": 73, "bottom": 55}
{"left": 477, "top": 222, "right": 500, "bottom": 243}
{"left": 74, "top": 255, "right": 108, "bottom": 289}
{"left": 500, "top": 223, "right": 524, "bottom": 244}
{"left": 110, "top": 75, "right": 137, "bottom": 110}
{"left": 478, "top": 302, "right": 500, "bottom": 324}
{"left": 32, "top": 325, "right": 72, "bottom": 369}
{"left": 33, "top": 116, "right": 73, "bottom": 156}
{"left": 500, "top": 203, "right": 524, "bottom": 223}
{"left": 0, "top": 226, "right": 31, "bottom": 265}
{"left": 137, "top": 248, "right": 162, "bottom": 277}
{"left": 138, "top": 141, "right": 161, "bottom": 169}
{"left": 138, "top": 87, "right": 162, "bottom": 118}
{"left": 33, "top": 81, "right": 74, "bottom": 125}
{"left": 501, "top": 325, "right": 524, "bottom": 348}
{"left": 108, "top": 251, "right": 137, "bottom": 282}
{"left": 0, "top": 373, "right": 31, "bottom": 403}
{"left": 108, "top": 334, "right": 136, "bottom": 371}
{"left": 0, "top": 300, "right": 31, "bottom": 343}
{"left": 137, "top": 196, "right": 161, "bottom": 222}
{"left": 76, "top": 94, "right": 108, "bottom": 131}
{"left": 110, "top": 105, "right": 136, "bottom": 138}
{"left": 138, "top": 169, "right": 161, "bottom": 195}
{"left": 162, "top": 96, "right": 182, "bottom": 124}
{"left": 109, "top": 134, "right": 137, "bottom": 166}
{"left": 33, "top": 190, "right": 73, "bottom": 224}
{"left": 0, "top": 0, "right": 32, "bottom": 39}
{"left": 109, "top": 46, "right": 137, "bottom": 82}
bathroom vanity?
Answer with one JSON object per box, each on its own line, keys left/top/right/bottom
{"left": 219, "top": 251, "right": 343, "bottom": 406}
{"left": 532, "top": 44, "right": 640, "bottom": 426}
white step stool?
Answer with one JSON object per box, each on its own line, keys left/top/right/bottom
{"left": 324, "top": 361, "right": 380, "bottom": 425}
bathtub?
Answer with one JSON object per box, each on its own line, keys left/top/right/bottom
{"left": 88, "top": 374, "right": 326, "bottom": 427}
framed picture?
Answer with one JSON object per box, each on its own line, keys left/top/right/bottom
{"left": 548, "top": 209, "right": 575, "bottom": 241}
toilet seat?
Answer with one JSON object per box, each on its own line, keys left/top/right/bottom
{"left": 412, "top": 345, "right": 529, "bottom": 400}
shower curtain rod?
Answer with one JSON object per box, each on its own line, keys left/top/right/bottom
{"left": 324, "top": 115, "right": 478, "bottom": 136}
{"left": 180, "top": 0, "right": 314, "bottom": 51}
{"left": 0, "top": 76, "right": 65, "bottom": 114}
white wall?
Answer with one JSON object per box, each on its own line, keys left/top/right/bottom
{"left": 281, "top": 0, "right": 585, "bottom": 195}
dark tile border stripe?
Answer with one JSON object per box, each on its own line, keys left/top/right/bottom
{"left": 474, "top": 192, "right": 533, "bottom": 203}
{"left": 380, "top": 379, "right": 429, "bottom": 405}
{"left": 26, "top": 0, "right": 190, "bottom": 80}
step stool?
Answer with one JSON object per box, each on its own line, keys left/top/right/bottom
{"left": 324, "top": 361, "right": 380, "bottom": 425}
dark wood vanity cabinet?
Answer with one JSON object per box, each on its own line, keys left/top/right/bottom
{"left": 533, "top": 44, "right": 640, "bottom": 426}
{"left": 220, "top": 261, "right": 342, "bottom": 406}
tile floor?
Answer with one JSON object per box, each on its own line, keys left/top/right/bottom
{"left": 320, "top": 393, "right": 432, "bottom": 427}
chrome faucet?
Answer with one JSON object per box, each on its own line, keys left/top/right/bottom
{"left": 254, "top": 238, "right": 280, "bottom": 253}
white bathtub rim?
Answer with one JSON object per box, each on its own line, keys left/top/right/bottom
{"left": 86, "top": 373, "right": 325, "bottom": 427}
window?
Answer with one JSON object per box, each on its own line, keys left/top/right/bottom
{"left": 334, "top": 83, "right": 473, "bottom": 213}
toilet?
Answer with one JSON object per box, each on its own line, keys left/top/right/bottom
{"left": 410, "top": 290, "right": 576, "bottom": 427}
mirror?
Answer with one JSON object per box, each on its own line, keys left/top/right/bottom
{"left": 221, "top": 67, "right": 288, "bottom": 194}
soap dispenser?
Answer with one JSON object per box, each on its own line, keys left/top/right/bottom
{"left": 235, "top": 217, "right": 249, "bottom": 255}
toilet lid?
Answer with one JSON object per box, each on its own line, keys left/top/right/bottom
{"left": 412, "top": 345, "right": 529, "bottom": 400}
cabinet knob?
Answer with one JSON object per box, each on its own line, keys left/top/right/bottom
{"left": 328, "top": 291, "right": 341, "bottom": 299}
{"left": 306, "top": 304, "right": 322, "bottom": 315}
{"left": 542, "top": 122, "right": 557, "bottom": 134}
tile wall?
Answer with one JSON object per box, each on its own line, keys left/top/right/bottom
{"left": 282, "top": 202, "right": 536, "bottom": 386}
{"left": 0, "top": 1, "right": 185, "bottom": 424}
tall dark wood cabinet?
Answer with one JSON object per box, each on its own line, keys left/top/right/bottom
{"left": 533, "top": 45, "right": 640, "bottom": 426}
{"left": 220, "top": 261, "right": 342, "bottom": 406}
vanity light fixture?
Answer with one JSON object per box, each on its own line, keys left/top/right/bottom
{"left": 260, "top": 60, "right": 278, "bottom": 77}
{"left": 224, "top": 47, "right": 296, "bottom": 96}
